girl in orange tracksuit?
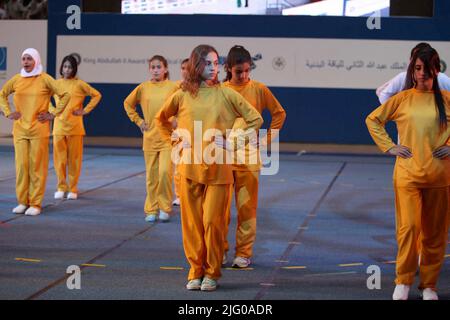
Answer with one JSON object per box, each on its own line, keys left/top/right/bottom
{"left": 222, "top": 45, "right": 286, "bottom": 268}
{"left": 366, "top": 47, "right": 450, "bottom": 300}
{"left": 0, "top": 48, "right": 70, "bottom": 216}
{"left": 124, "top": 55, "right": 178, "bottom": 223}
{"left": 51, "top": 55, "right": 102, "bottom": 200}
{"left": 155, "top": 45, "right": 263, "bottom": 291}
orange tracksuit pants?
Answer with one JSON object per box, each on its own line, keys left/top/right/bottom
{"left": 179, "top": 176, "right": 230, "bottom": 280}
{"left": 53, "top": 135, "right": 83, "bottom": 193}
{"left": 143, "top": 149, "right": 173, "bottom": 215}
{"left": 394, "top": 186, "right": 449, "bottom": 290}
{"left": 224, "top": 170, "right": 259, "bottom": 258}
{"left": 14, "top": 136, "right": 49, "bottom": 209}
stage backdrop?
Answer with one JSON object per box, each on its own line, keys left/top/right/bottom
{"left": 45, "top": 0, "right": 450, "bottom": 144}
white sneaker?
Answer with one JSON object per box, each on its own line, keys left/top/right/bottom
{"left": 186, "top": 278, "right": 202, "bottom": 290}
{"left": 392, "top": 284, "right": 410, "bottom": 300}
{"left": 67, "top": 192, "right": 78, "bottom": 200}
{"left": 54, "top": 191, "right": 65, "bottom": 200}
{"left": 172, "top": 198, "right": 180, "bottom": 206}
{"left": 422, "top": 288, "right": 438, "bottom": 300}
{"left": 158, "top": 210, "right": 170, "bottom": 222}
{"left": 12, "top": 204, "right": 28, "bottom": 214}
{"left": 232, "top": 256, "right": 251, "bottom": 268}
{"left": 145, "top": 214, "right": 157, "bottom": 223}
{"left": 25, "top": 207, "right": 41, "bottom": 216}
{"left": 200, "top": 277, "right": 217, "bottom": 291}
{"left": 222, "top": 252, "right": 228, "bottom": 265}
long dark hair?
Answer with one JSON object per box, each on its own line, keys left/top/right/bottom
{"left": 405, "top": 47, "right": 447, "bottom": 131}
{"left": 181, "top": 45, "right": 219, "bottom": 97}
{"left": 409, "top": 42, "right": 431, "bottom": 59}
{"left": 403, "top": 43, "right": 432, "bottom": 90}
{"left": 149, "top": 55, "right": 169, "bottom": 80}
{"left": 224, "top": 45, "right": 252, "bottom": 82}
{"left": 59, "top": 55, "right": 78, "bottom": 78}
{"left": 404, "top": 47, "right": 441, "bottom": 90}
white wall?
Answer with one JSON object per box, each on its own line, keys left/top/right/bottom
{"left": 0, "top": 20, "right": 47, "bottom": 136}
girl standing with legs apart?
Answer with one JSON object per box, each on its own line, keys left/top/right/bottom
{"left": 155, "top": 45, "right": 263, "bottom": 291}
{"left": 52, "top": 55, "right": 102, "bottom": 200}
{"left": 124, "top": 55, "right": 178, "bottom": 223}
{"left": 366, "top": 47, "right": 450, "bottom": 300}
{"left": 222, "top": 45, "right": 286, "bottom": 268}
{"left": 0, "top": 48, "right": 70, "bottom": 216}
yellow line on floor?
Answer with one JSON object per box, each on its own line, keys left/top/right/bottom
{"left": 304, "top": 271, "right": 357, "bottom": 277}
{"left": 81, "top": 264, "right": 106, "bottom": 268}
{"left": 339, "top": 263, "right": 364, "bottom": 267}
{"left": 275, "top": 260, "right": 289, "bottom": 263}
{"left": 268, "top": 179, "right": 286, "bottom": 183}
{"left": 160, "top": 267, "right": 184, "bottom": 270}
{"left": 15, "top": 258, "right": 41, "bottom": 263}
{"left": 444, "top": 254, "right": 450, "bottom": 258}
{"left": 383, "top": 260, "right": 396, "bottom": 264}
{"left": 282, "top": 266, "right": 307, "bottom": 270}
{"left": 289, "top": 241, "right": 301, "bottom": 245}
{"left": 225, "top": 267, "right": 254, "bottom": 271}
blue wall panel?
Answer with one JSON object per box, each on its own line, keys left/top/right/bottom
{"left": 83, "top": 84, "right": 397, "bottom": 144}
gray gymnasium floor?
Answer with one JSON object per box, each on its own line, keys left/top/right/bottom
{"left": 0, "top": 145, "right": 449, "bottom": 300}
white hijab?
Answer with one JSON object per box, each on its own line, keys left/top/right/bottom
{"left": 20, "top": 48, "right": 43, "bottom": 77}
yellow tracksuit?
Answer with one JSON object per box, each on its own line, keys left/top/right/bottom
{"left": 50, "top": 78, "right": 102, "bottom": 193}
{"left": 124, "top": 79, "right": 178, "bottom": 215}
{"left": 155, "top": 83, "right": 263, "bottom": 280}
{"left": 222, "top": 80, "right": 286, "bottom": 259}
{"left": 0, "top": 73, "right": 70, "bottom": 208}
{"left": 366, "top": 88, "right": 450, "bottom": 290}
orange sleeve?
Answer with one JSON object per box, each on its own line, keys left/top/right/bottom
{"left": 261, "top": 84, "right": 286, "bottom": 143}
{"left": 81, "top": 81, "right": 102, "bottom": 114}
{"left": 365, "top": 93, "right": 405, "bottom": 153}
{"left": 124, "top": 84, "right": 144, "bottom": 127}
{"left": 155, "top": 91, "right": 181, "bottom": 141}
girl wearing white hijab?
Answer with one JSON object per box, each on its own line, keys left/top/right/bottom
{"left": 0, "top": 48, "right": 70, "bottom": 216}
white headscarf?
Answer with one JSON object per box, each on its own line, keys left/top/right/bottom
{"left": 20, "top": 48, "right": 43, "bottom": 77}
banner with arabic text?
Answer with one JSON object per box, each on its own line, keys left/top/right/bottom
{"left": 57, "top": 35, "right": 449, "bottom": 89}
